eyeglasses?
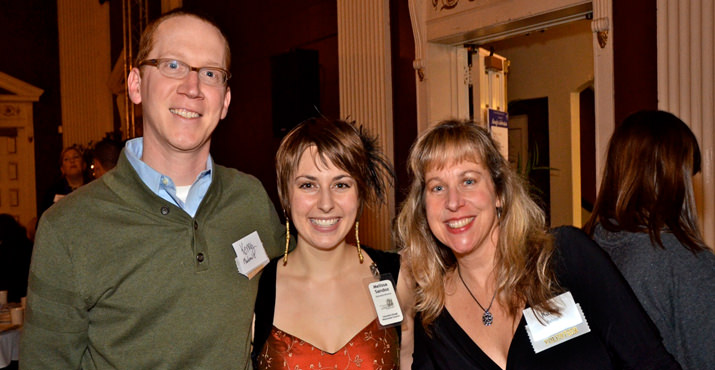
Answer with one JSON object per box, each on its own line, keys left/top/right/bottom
{"left": 138, "top": 58, "right": 231, "bottom": 86}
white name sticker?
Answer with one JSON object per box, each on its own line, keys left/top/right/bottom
{"left": 232, "top": 231, "right": 269, "bottom": 279}
{"left": 523, "top": 291, "right": 591, "bottom": 353}
{"left": 368, "top": 280, "right": 404, "bottom": 327}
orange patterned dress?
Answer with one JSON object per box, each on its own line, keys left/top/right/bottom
{"left": 255, "top": 319, "right": 399, "bottom": 370}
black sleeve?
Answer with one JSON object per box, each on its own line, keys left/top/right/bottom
{"left": 551, "top": 226, "right": 681, "bottom": 370}
{"left": 251, "top": 257, "right": 279, "bottom": 369}
{"left": 363, "top": 246, "right": 400, "bottom": 282}
{"left": 412, "top": 314, "right": 437, "bottom": 370}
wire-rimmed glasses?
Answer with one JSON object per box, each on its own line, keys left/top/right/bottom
{"left": 138, "top": 58, "right": 231, "bottom": 86}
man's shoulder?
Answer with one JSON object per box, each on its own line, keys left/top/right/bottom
{"left": 43, "top": 176, "right": 105, "bottom": 205}
{"left": 37, "top": 179, "right": 118, "bottom": 235}
{"left": 213, "top": 164, "right": 266, "bottom": 191}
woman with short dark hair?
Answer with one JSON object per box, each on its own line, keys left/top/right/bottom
{"left": 252, "top": 118, "right": 412, "bottom": 369}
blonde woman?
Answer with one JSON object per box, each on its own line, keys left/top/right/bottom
{"left": 396, "top": 120, "right": 680, "bottom": 369}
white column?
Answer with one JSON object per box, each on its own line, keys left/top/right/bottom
{"left": 591, "top": 0, "right": 615, "bottom": 190}
{"left": 408, "top": 0, "right": 430, "bottom": 133}
{"left": 657, "top": 0, "right": 715, "bottom": 247}
{"left": 337, "top": 0, "right": 396, "bottom": 251}
{"left": 57, "top": 0, "right": 113, "bottom": 148}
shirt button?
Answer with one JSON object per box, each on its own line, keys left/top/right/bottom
{"left": 161, "top": 206, "right": 170, "bottom": 215}
{"left": 193, "top": 221, "right": 198, "bottom": 230}
{"left": 196, "top": 253, "right": 205, "bottom": 262}
{"left": 161, "top": 177, "right": 169, "bottom": 185}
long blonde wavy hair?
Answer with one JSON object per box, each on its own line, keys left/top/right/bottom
{"left": 395, "top": 120, "right": 559, "bottom": 328}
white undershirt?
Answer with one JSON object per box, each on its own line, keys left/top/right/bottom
{"left": 175, "top": 185, "right": 191, "bottom": 203}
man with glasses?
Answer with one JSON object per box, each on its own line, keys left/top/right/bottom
{"left": 21, "top": 9, "right": 284, "bottom": 369}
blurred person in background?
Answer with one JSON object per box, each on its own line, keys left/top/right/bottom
{"left": 90, "top": 137, "right": 123, "bottom": 178}
{"left": 39, "top": 144, "right": 91, "bottom": 216}
{"left": 584, "top": 110, "right": 715, "bottom": 370}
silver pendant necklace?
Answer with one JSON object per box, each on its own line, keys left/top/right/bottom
{"left": 457, "top": 265, "right": 497, "bottom": 326}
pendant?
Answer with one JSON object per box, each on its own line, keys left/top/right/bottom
{"left": 482, "top": 311, "right": 493, "bottom": 326}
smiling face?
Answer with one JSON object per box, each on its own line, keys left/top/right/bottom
{"left": 424, "top": 159, "right": 501, "bottom": 258}
{"left": 127, "top": 15, "right": 231, "bottom": 158}
{"left": 290, "top": 146, "right": 359, "bottom": 252}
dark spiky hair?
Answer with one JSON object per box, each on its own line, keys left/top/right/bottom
{"left": 275, "top": 117, "right": 395, "bottom": 216}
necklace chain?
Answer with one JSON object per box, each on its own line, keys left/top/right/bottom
{"left": 457, "top": 265, "right": 497, "bottom": 326}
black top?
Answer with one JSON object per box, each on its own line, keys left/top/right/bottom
{"left": 39, "top": 176, "right": 91, "bottom": 217}
{"left": 0, "top": 215, "right": 33, "bottom": 302}
{"left": 252, "top": 246, "right": 401, "bottom": 368}
{"left": 413, "top": 226, "right": 681, "bottom": 370}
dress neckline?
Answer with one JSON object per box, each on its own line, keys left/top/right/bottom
{"left": 441, "top": 307, "right": 526, "bottom": 370}
{"left": 272, "top": 318, "right": 379, "bottom": 355}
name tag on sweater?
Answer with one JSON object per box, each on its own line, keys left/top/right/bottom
{"left": 232, "top": 231, "right": 269, "bottom": 279}
{"left": 523, "top": 291, "right": 591, "bottom": 353}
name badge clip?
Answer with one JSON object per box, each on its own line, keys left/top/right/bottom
{"left": 366, "top": 264, "right": 403, "bottom": 328}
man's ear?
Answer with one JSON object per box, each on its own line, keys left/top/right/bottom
{"left": 220, "top": 86, "right": 231, "bottom": 120}
{"left": 127, "top": 68, "right": 143, "bottom": 104}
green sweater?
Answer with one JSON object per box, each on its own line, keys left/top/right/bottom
{"left": 20, "top": 153, "right": 284, "bottom": 369}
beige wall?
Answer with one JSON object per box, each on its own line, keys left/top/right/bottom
{"left": 57, "top": 0, "right": 113, "bottom": 148}
{"left": 486, "top": 20, "right": 593, "bottom": 226}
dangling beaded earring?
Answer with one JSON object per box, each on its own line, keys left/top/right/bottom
{"left": 283, "top": 213, "right": 290, "bottom": 266}
{"left": 355, "top": 221, "right": 364, "bottom": 263}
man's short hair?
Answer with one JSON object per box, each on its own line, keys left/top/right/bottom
{"left": 134, "top": 8, "right": 231, "bottom": 70}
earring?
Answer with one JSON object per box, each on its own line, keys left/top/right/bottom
{"left": 355, "top": 221, "right": 364, "bottom": 263}
{"left": 496, "top": 206, "right": 503, "bottom": 220}
{"left": 283, "top": 216, "right": 290, "bottom": 266}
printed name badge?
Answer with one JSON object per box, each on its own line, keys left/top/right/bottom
{"left": 523, "top": 291, "right": 591, "bottom": 353}
{"left": 368, "top": 280, "right": 404, "bottom": 327}
{"left": 232, "top": 231, "right": 270, "bottom": 279}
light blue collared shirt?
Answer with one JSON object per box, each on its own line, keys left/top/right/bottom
{"left": 124, "top": 138, "right": 212, "bottom": 217}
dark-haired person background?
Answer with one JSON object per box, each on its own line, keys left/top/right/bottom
{"left": 584, "top": 110, "right": 715, "bottom": 370}
{"left": 90, "top": 137, "right": 123, "bottom": 178}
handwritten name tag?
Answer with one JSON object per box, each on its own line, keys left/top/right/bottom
{"left": 232, "top": 231, "right": 269, "bottom": 279}
{"left": 523, "top": 291, "right": 591, "bottom": 353}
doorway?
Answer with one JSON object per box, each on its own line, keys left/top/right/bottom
{"left": 579, "top": 86, "right": 596, "bottom": 225}
{"left": 482, "top": 19, "right": 594, "bottom": 226}
{"left": 508, "top": 98, "right": 551, "bottom": 225}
